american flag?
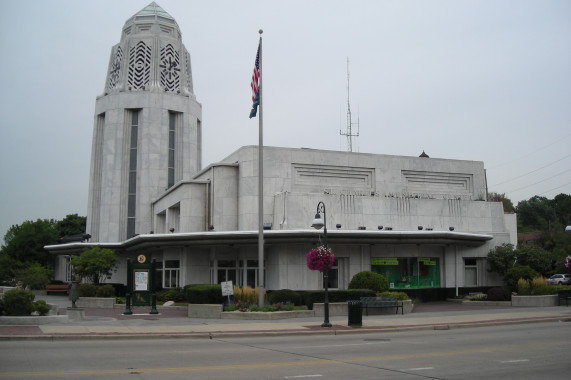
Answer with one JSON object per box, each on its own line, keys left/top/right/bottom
{"left": 249, "top": 40, "right": 261, "bottom": 118}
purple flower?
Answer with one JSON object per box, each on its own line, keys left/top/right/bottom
{"left": 306, "top": 245, "right": 335, "bottom": 272}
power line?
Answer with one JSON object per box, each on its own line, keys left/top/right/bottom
{"left": 537, "top": 182, "right": 571, "bottom": 197}
{"left": 487, "top": 132, "right": 571, "bottom": 171}
{"left": 504, "top": 168, "right": 571, "bottom": 194}
{"left": 490, "top": 154, "right": 571, "bottom": 187}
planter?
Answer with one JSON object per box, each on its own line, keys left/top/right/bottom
{"left": 511, "top": 295, "right": 558, "bottom": 307}
{"left": 76, "top": 297, "right": 115, "bottom": 308}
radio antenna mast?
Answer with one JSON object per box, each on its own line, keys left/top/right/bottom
{"left": 340, "top": 57, "right": 359, "bottom": 152}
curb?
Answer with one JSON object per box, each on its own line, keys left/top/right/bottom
{"left": 1, "top": 316, "right": 569, "bottom": 341}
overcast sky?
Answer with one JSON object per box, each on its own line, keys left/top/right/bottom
{"left": 1, "top": 0, "right": 570, "bottom": 242}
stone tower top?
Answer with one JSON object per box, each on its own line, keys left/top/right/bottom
{"left": 122, "top": 2, "right": 181, "bottom": 40}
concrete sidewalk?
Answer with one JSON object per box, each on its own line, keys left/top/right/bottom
{"left": 1, "top": 298, "right": 570, "bottom": 340}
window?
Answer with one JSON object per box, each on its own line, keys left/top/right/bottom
{"left": 164, "top": 260, "right": 180, "bottom": 288}
{"left": 217, "top": 260, "right": 237, "bottom": 284}
{"left": 326, "top": 259, "right": 338, "bottom": 289}
{"left": 239, "top": 260, "right": 261, "bottom": 288}
{"left": 371, "top": 257, "right": 440, "bottom": 289}
{"left": 167, "top": 112, "right": 176, "bottom": 188}
{"left": 464, "top": 258, "right": 478, "bottom": 286}
{"left": 127, "top": 111, "right": 139, "bottom": 238}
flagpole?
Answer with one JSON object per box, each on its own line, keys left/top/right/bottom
{"left": 257, "top": 29, "right": 264, "bottom": 307}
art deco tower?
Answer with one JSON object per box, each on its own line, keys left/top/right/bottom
{"left": 87, "top": 2, "right": 202, "bottom": 242}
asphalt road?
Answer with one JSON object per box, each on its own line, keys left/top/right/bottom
{"left": 1, "top": 321, "right": 570, "bottom": 379}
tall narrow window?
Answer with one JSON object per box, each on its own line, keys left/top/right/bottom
{"left": 127, "top": 111, "right": 139, "bottom": 238}
{"left": 168, "top": 112, "right": 176, "bottom": 188}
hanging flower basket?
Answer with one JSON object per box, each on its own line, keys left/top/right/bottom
{"left": 306, "top": 245, "right": 335, "bottom": 272}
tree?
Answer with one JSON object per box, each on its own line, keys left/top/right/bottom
{"left": 56, "top": 214, "right": 87, "bottom": 239}
{"left": 1, "top": 219, "right": 58, "bottom": 266}
{"left": 515, "top": 245, "right": 554, "bottom": 277}
{"left": 488, "top": 192, "right": 515, "bottom": 213}
{"left": 487, "top": 243, "right": 517, "bottom": 277}
{"left": 0, "top": 255, "right": 25, "bottom": 286}
{"left": 552, "top": 193, "right": 571, "bottom": 226}
{"left": 14, "top": 263, "right": 52, "bottom": 290}
{"left": 70, "top": 247, "right": 118, "bottom": 285}
{"left": 515, "top": 196, "right": 556, "bottom": 232}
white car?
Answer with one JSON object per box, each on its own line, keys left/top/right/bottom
{"left": 547, "top": 274, "right": 571, "bottom": 285}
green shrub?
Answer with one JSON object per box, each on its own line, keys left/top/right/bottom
{"left": 33, "top": 300, "right": 50, "bottom": 316}
{"left": 96, "top": 284, "right": 116, "bottom": 297}
{"left": 504, "top": 266, "right": 539, "bottom": 292}
{"left": 184, "top": 284, "right": 224, "bottom": 304}
{"left": 157, "top": 287, "right": 186, "bottom": 302}
{"left": 267, "top": 289, "right": 303, "bottom": 306}
{"left": 378, "top": 291, "right": 410, "bottom": 300}
{"left": 15, "top": 263, "right": 51, "bottom": 290}
{"left": 1, "top": 289, "right": 35, "bottom": 316}
{"left": 517, "top": 278, "right": 531, "bottom": 295}
{"left": 348, "top": 271, "right": 388, "bottom": 293}
{"left": 79, "top": 283, "right": 97, "bottom": 297}
{"left": 486, "top": 287, "right": 511, "bottom": 301}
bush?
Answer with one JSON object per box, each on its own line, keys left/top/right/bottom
{"left": 267, "top": 289, "right": 303, "bottom": 306}
{"left": 517, "top": 278, "right": 531, "bottom": 295}
{"left": 96, "top": 284, "right": 116, "bottom": 297}
{"left": 14, "top": 263, "right": 51, "bottom": 290}
{"left": 232, "top": 286, "right": 256, "bottom": 305}
{"left": 33, "top": 300, "right": 50, "bottom": 316}
{"left": 1, "top": 289, "right": 35, "bottom": 316}
{"left": 504, "top": 266, "right": 539, "bottom": 292}
{"left": 378, "top": 291, "right": 410, "bottom": 300}
{"left": 184, "top": 284, "right": 224, "bottom": 304}
{"left": 78, "top": 283, "right": 97, "bottom": 297}
{"left": 486, "top": 287, "right": 511, "bottom": 301}
{"left": 348, "top": 271, "right": 388, "bottom": 293}
{"left": 157, "top": 287, "right": 186, "bottom": 302}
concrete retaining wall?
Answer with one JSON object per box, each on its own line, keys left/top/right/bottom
{"left": 76, "top": 297, "right": 115, "bottom": 308}
{"left": 221, "top": 310, "right": 314, "bottom": 320}
{"left": 188, "top": 304, "right": 222, "bottom": 318}
{"left": 511, "top": 295, "right": 558, "bottom": 307}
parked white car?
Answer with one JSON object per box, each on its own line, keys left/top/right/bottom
{"left": 547, "top": 274, "right": 571, "bottom": 285}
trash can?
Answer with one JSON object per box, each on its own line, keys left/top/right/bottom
{"left": 348, "top": 300, "right": 362, "bottom": 326}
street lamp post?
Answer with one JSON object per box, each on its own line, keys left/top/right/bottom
{"left": 311, "top": 201, "right": 332, "bottom": 328}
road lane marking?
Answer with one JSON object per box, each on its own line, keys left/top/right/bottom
{"left": 401, "top": 367, "right": 435, "bottom": 371}
{"left": 284, "top": 375, "right": 323, "bottom": 378}
{"left": 500, "top": 359, "right": 529, "bottom": 363}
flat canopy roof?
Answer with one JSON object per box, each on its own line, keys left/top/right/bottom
{"left": 45, "top": 229, "right": 493, "bottom": 255}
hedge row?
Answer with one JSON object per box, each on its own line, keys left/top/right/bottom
{"left": 176, "top": 285, "right": 377, "bottom": 308}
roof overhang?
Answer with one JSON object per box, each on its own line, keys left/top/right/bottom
{"left": 45, "top": 229, "right": 493, "bottom": 255}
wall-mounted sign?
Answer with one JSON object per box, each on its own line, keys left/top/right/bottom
{"left": 419, "top": 258, "right": 436, "bottom": 266}
{"left": 371, "top": 258, "right": 399, "bottom": 266}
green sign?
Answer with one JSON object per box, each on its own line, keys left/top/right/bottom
{"left": 419, "top": 257, "right": 436, "bottom": 266}
{"left": 371, "top": 258, "right": 399, "bottom": 265}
